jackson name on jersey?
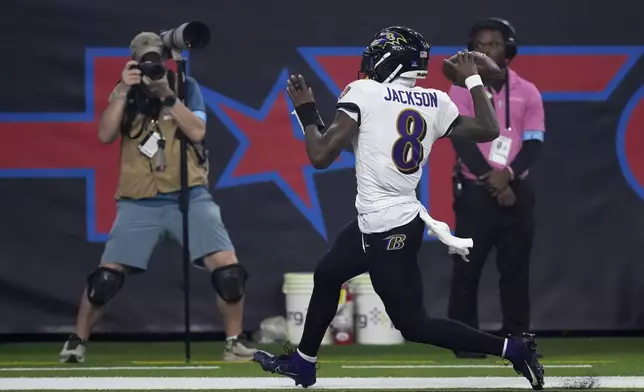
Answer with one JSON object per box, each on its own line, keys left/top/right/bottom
{"left": 336, "top": 78, "right": 459, "bottom": 234}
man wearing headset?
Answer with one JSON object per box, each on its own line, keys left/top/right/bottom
{"left": 447, "top": 17, "right": 545, "bottom": 359}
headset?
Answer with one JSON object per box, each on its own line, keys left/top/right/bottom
{"left": 467, "top": 17, "right": 518, "bottom": 60}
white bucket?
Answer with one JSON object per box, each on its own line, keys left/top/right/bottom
{"left": 282, "top": 273, "right": 332, "bottom": 345}
{"left": 350, "top": 274, "right": 404, "bottom": 345}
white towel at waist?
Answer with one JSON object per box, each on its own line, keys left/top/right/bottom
{"left": 418, "top": 207, "right": 473, "bottom": 262}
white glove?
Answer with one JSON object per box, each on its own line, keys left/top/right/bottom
{"left": 419, "top": 209, "right": 473, "bottom": 262}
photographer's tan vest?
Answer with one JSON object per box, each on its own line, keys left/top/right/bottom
{"left": 115, "top": 102, "right": 208, "bottom": 200}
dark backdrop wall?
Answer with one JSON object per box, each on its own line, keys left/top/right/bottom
{"left": 1, "top": 0, "right": 643, "bottom": 334}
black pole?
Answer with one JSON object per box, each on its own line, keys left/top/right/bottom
{"left": 174, "top": 53, "right": 191, "bottom": 363}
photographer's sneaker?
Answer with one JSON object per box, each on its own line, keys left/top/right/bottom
{"left": 59, "top": 334, "right": 87, "bottom": 363}
{"left": 223, "top": 334, "right": 257, "bottom": 362}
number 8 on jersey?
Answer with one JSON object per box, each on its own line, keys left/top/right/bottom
{"left": 392, "top": 109, "right": 427, "bottom": 175}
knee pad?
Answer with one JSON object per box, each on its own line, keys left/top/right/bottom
{"left": 86, "top": 267, "right": 125, "bottom": 306}
{"left": 211, "top": 264, "right": 248, "bottom": 303}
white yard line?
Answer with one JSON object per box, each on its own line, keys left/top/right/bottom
{"left": 0, "top": 376, "right": 643, "bottom": 390}
{"left": 0, "top": 366, "right": 220, "bottom": 372}
{"left": 342, "top": 364, "right": 593, "bottom": 369}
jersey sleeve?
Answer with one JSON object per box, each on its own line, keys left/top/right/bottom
{"left": 434, "top": 91, "right": 460, "bottom": 140}
{"left": 336, "top": 80, "right": 370, "bottom": 126}
{"left": 185, "top": 76, "right": 207, "bottom": 124}
{"left": 522, "top": 82, "right": 545, "bottom": 142}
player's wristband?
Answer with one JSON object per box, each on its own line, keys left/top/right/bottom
{"left": 465, "top": 75, "right": 483, "bottom": 91}
{"left": 294, "top": 102, "right": 325, "bottom": 132}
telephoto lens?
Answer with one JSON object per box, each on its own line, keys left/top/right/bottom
{"left": 160, "top": 22, "right": 211, "bottom": 51}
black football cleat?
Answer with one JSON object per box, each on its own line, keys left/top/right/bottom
{"left": 504, "top": 333, "right": 545, "bottom": 390}
{"left": 253, "top": 347, "right": 317, "bottom": 388}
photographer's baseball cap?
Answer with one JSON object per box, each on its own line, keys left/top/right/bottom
{"left": 130, "top": 32, "right": 164, "bottom": 61}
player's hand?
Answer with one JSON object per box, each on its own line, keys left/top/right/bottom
{"left": 286, "top": 74, "right": 315, "bottom": 107}
{"left": 481, "top": 169, "right": 512, "bottom": 196}
{"left": 442, "top": 50, "right": 478, "bottom": 86}
{"left": 121, "top": 61, "right": 142, "bottom": 89}
{"left": 142, "top": 75, "right": 174, "bottom": 100}
{"left": 496, "top": 186, "right": 516, "bottom": 207}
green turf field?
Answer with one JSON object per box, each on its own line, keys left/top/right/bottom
{"left": 0, "top": 337, "right": 643, "bottom": 391}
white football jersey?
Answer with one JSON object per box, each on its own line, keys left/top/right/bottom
{"left": 337, "top": 78, "right": 459, "bottom": 233}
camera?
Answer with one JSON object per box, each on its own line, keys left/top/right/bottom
{"left": 132, "top": 22, "right": 210, "bottom": 80}
{"left": 132, "top": 57, "right": 167, "bottom": 81}
{"left": 130, "top": 22, "right": 210, "bottom": 80}
{"left": 160, "top": 21, "right": 211, "bottom": 51}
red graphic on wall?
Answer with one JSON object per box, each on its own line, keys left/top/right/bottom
{"left": 618, "top": 86, "right": 644, "bottom": 200}
{"left": 0, "top": 50, "right": 179, "bottom": 241}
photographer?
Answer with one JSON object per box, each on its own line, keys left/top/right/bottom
{"left": 59, "top": 32, "right": 256, "bottom": 363}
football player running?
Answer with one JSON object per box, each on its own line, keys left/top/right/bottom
{"left": 254, "top": 26, "right": 544, "bottom": 390}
